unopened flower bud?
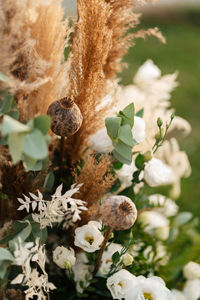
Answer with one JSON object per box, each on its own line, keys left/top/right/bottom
{"left": 53, "top": 246, "right": 76, "bottom": 269}
{"left": 122, "top": 253, "right": 134, "bottom": 266}
{"left": 143, "top": 150, "right": 153, "bottom": 162}
{"left": 157, "top": 117, "right": 163, "bottom": 127}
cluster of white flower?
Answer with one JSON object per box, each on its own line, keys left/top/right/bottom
{"left": 17, "top": 183, "right": 87, "bottom": 229}
{"left": 11, "top": 236, "right": 55, "bottom": 300}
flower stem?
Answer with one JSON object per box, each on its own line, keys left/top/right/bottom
{"left": 93, "top": 227, "right": 112, "bottom": 276}
{"left": 60, "top": 136, "right": 65, "bottom": 178}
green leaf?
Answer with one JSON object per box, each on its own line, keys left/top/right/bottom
{"left": 9, "top": 221, "right": 32, "bottom": 251}
{"left": 1, "top": 115, "right": 29, "bottom": 136}
{"left": 118, "top": 103, "right": 134, "bottom": 128}
{"left": 0, "top": 248, "right": 14, "bottom": 261}
{"left": 8, "top": 132, "right": 25, "bottom": 164}
{"left": 118, "top": 124, "right": 136, "bottom": 147}
{"left": 105, "top": 117, "right": 121, "bottom": 139}
{"left": 0, "top": 72, "right": 9, "bottom": 82}
{"left": 135, "top": 154, "right": 145, "bottom": 169}
{"left": 23, "top": 129, "right": 48, "bottom": 160}
{"left": 113, "top": 161, "right": 123, "bottom": 170}
{"left": 34, "top": 115, "right": 51, "bottom": 135}
{"left": 0, "top": 94, "right": 14, "bottom": 115}
{"left": 174, "top": 212, "right": 193, "bottom": 226}
{"left": 113, "top": 140, "right": 132, "bottom": 161}
{"left": 31, "top": 223, "right": 47, "bottom": 244}
{"left": 113, "top": 150, "right": 132, "bottom": 165}
{"left": 136, "top": 108, "right": 144, "bottom": 118}
{"left": 112, "top": 251, "right": 120, "bottom": 264}
{"left": 44, "top": 172, "right": 55, "bottom": 191}
{"left": 0, "top": 261, "right": 11, "bottom": 279}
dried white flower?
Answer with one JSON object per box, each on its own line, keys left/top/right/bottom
{"left": 74, "top": 221, "right": 104, "bottom": 253}
{"left": 53, "top": 246, "right": 76, "bottom": 269}
{"left": 183, "top": 262, "right": 200, "bottom": 280}
{"left": 18, "top": 183, "right": 87, "bottom": 229}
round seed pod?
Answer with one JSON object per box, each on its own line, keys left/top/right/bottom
{"left": 47, "top": 97, "right": 83, "bottom": 137}
{"left": 100, "top": 195, "right": 137, "bottom": 231}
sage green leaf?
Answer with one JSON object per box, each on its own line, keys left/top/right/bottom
{"left": 8, "top": 132, "right": 25, "bottom": 164}
{"left": 31, "top": 223, "right": 47, "bottom": 244}
{"left": 22, "top": 154, "right": 37, "bottom": 171}
{"left": 34, "top": 115, "right": 51, "bottom": 135}
{"left": 1, "top": 115, "right": 29, "bottom": 136}
{"left": 0, "top": 261, "right": 11, "bottom": 279}
{"left": 0, "top": 248, "right": 14, "bottom": 261}
{"left": 0, "top": 94, "right": 13, "bottom": 115}
{"left": 118, "top": 103, "right": 135, "bottom": 128}
{"left": 113, "top": 150, "right": 132, "bottom": 165}
{"left": 118, "top": 124, "right": 135, "bottom": 147}
{"left": 44, "top": 172, "right": 55, "bottom": 191}
{"left": 113, "top": 140, "right": 132, "bottom": 161}
{"left": 136, "top": 108, "right": 144, "bottom": 118}
{"left": 9, "top": 221, "right": 32, "bottom": 251}
{"left": 105, "top": 117, "right": 121, "bottom": 139}
{"left": 23, "top": 129, "right": 48, "bottom": 160}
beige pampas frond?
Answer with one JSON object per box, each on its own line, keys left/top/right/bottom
{"left": 0, "top": 0, "right": 70, "bottom": 120}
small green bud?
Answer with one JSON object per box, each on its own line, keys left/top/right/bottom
{"left": 109, "top": 232, "right": 114, "bottom": 240}
{"left": 65, "top": 260, "right": 72, "bottom": 270}
{"left": 171, "top": 113, "right": 175, "bottom": 120}
{"left": 155, "top": 132, "right": 161, "bottom": 142}
{"left": 122, "top": 253, "right": 134, "bottom": 266}
{"left": 143, "top": 150, "right": 153, "bottom": 162}
{"left": 157, "top": 117, "right": 163, "bottom": 127}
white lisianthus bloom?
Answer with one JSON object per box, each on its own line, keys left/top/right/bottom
{"left": 155, "top": 225, "right": 170, "bottom": 241}
{"left": 148, "top": 194, "right": 179, "bottom": 217}
{"left": 117, "top": 161, "right": 137, "bottom": 187}
{"left": 107, "top": 269, "right": 136, "bottom": 300}
{"left": 74, "top": 221, "right": 104, "bottom": 253}
{"left": 183, "top": 279, "right": 200, "bottom": 300}
{"left": 139, "top": 211, "right": 169, "bottom": 232}
{"left": 52, "top": 246, "right": 76, "bottom": 269}
{"left": 89, "top": 128, "right": 113, "bottom": 153}
{"left": 99, "top": 243, "right": 123, "bottom": 275}
{"left": 134, "top": 59, "right": 161, "bottom": 87}
{"left": 132, "top": 116, "right": 146, "bottom": 144}
{"left": 72, "top": 252, "right": 92, "bottom": 293}
{"left": 183, "top": 262, "right": 200, "bottom": 280}
{"left": 171, "top": 289, "right": 187, "bottom": 300}
{"left": 125, "top": 276, "right": 171, "bottom": 300}
{"left": 144, "top": 158, "right": 173, "bottom": 187}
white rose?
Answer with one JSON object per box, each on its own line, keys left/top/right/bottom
{"left": 183, "top": 262, "right": 200, "bottom": 280}
{"left": 107, "top": 269, "right": 136, "bottom": 299}
{"left": 99, "top": 243, "right": 123, "bottom": 275}
{"left": 72, "top": 252, "right": 92, "bottom": 293}
{"left": 132, "top": 116, "right": 146, "bottom": 144}
{"left": 183, "top": 279, "right": 200, "bottom": 300}
{"left": 125, "top": 276, "right": 171, "bottom": 300}
{"left": 89, "top": 128, "right": 113, "bottom": 153}
{"left": 117, "top": 161, "right": 137, "bottom": 187}
{"left": 52, "top": 246, "right": 76, "bottom": 269}
{"left": 144, "top": 158, "right": 173, "bottom": 187}
{"left": 171, "top": 289, "right": 187, "bottom": 300}
{"left": 134, "top": 59, "right": 161, "bottom": 87}
{"left": 74, "top": 221, "right": 104, "bottom": 253}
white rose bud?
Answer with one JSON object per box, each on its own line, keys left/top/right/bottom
{"left": 107, "top": 269, "right": 136, "bottom": 299}
{"left": 183, "top": 262, "right": 200, "bottom": 280}
{"left": 74, "top": 221, "right": 104, "bottom": 253}
{"left": 132, "top": 116, "right": 146, "bottom": 144}
{"left": 144, "top": 158, "right": 173, "bottom": 187}
{"left": 122, "top": 253, "right": 134, "bottom": 266}
{"left": 53, "top": 246, "right": 76, "bottom": 269}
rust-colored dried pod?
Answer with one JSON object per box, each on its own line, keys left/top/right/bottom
{"left": 47, "top": 97, "right": 83, "bottom": 137}
{"left": 100, "top": 195, "right": 137, "bottom": 231}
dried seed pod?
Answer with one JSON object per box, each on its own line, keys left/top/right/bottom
{"left": 47, "top": 97, "right": 83, "bottom": 137}
{"left": 100, "top": 195, "right": 137, "bottom": 231}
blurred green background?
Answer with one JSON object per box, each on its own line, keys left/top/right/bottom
{"left": 120, "top": 8, "right": 200, "bottom": 217}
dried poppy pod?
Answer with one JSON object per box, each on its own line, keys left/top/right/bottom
{"left": 100, "top": 195, "right": 137, "bottom": 231}
{"left": 47, "top": 97, "right": 83, "bottom": 137}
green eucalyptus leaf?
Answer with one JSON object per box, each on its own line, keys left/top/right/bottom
{"left": 1, "top": 115, "right": 29, "bottom": 136}
{"left": 44, "top": 171, "right": 55, "bottom": 191}
{"left": 9, "top": 221, "right": 32, "bottom": 251}
{"left": 31, "top": 222, "right": 47, "bottom": 244}
{"left": 118, "top": 103, "right": 134, "bottom": 128}
{"left": 113, "top": 140, "right": 132, "bottom": 161}
{"left": 0, "top": 248, "right": 14, "bottom": 261}
{"left": 118, "top": 124, "right": 135, "bottom": 147}
{"left": 34, "top": 115, "right": 51, "bottom": 135}
{"left": 113, "top": 150, "right": 132, "bottom": 165}
{"left": 105, "top": 117, "right": 121, "bottom": 139}
{"left": 23, "top": 129, "right": 48, "bottom": 160}
{"left": 136, "top": 108, "right": 144, "bottom": 118}
{"left": 0, "top": 261, "right": 11, "bottom": 279}
{"left": 8, "top": 132, "right": 25, "bottom": 164}
{"left": 0, "top": 94, "right": 13, "bottom": 115}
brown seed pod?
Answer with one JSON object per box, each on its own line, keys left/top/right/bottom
{"left": 47, "top": 97, "right": 83, "bottom": 137}
{"left": 100, "top": 195, "right": 137, "bottom": 231}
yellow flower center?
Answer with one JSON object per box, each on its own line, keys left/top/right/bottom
{"left": 143, "top": 292, "right": 153, "bottom": 300}
{"left": 118, "top": 282, "right": 123, "bottom": 287}
{"left": 85, "top": 236, "right": 94, "bottom": 245}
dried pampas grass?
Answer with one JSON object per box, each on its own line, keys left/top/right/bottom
{"left": 0, "top": 0, "right": 70, "bottom": 120}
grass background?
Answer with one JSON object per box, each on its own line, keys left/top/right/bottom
{"left": 120, "top": 8, "right": 200, "bottom": 217}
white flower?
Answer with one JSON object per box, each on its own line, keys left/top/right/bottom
{"left": 72, "top": 252, "right": 92, "bottom": 293}
{"left": 171, "top": 289, "right": 187, "bottom": 300}
{"left": 99, "top": 243, "right": 123, "bottom": 275}
{"left": 183, "top": 279, "right": 200, "bottom": 300}
{"left": 107, "top": 269, "right": 136, "bottom": 299}
{"left": 134, "top": 59, "right": 161, "bottom": 87}
{"left": 53, "top": 246, "right": 76, "bottom": 269}
{"left": 125, "top": 276, "right": 171, "bottom": 300}
{"left": 122, "top": 253, "right": 134, "bottom": 266}
{"left": 132, "top": 116, "right": 146, "bottom": 144}
{"left": 155, "top": 225, "right": 170, "bottom": 241}
{"left": 139, "top": 211, "right": 169, "bottom": 232}
{"left": 117, "top": 161, "right": 137, "bottom": 187}
{"left": 183, "top": 262, "right": 200, "bottom": 280}
{"left": 148, "top": 194, "right": 179, "bottom": 217}
{"left": 74, "top": 221, "right": 104, "bottom": 253}
{"left": 89, "top": 127, "right": 113, "bottom": 153}
{"left": 144, "top": 158, "right": 173, "bottom": 187}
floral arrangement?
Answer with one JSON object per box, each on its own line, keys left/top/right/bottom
{"left": 0, "top": 0, "right": 200, "bottom": 300}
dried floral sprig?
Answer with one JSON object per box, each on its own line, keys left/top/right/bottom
{"left": 17, "top": 183, "right": 87, "bottom": 229}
